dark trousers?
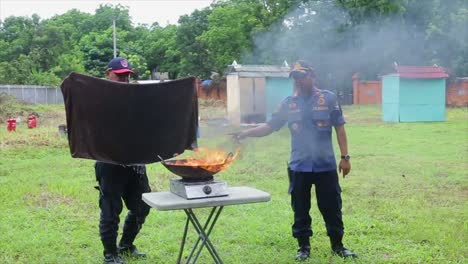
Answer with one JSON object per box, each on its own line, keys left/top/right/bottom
{"left": 95, "top": 162, "right": 152, "bottom": 253}
{"left": 288, "top": 169, "right": 344, "bottom": 239}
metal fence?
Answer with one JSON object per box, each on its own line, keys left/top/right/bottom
{"left": 0, "top": 85, "right": 63, "bottom": 104}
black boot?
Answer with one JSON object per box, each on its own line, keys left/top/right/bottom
{"left": 103, "top": 242, "right": 125, "bottom": 264}
{"left": 295, "top": 237, "right": 311, "bottom": 261}
{"left": 119, "top": 213, "right": 147, "bottom": 258}
{"left": 118, "top": 244, "right": 147, "bottom": 258}
{"left": 330, "top": 235, "right": 357, "bottom": 258}
{"left": 103, "top": 253, "right": 125, "bottom": 264}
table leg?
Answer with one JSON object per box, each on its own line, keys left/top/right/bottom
{"left": 191, "top": 207, "right": 224, "bottom": 263}
{"left": 181, "top": 206, "right": 224, "bottom": 264}
{"left": 177, "top": 217, "right": 190, "bottom": 264}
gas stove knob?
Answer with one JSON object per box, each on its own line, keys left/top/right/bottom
{"left": 203, "top": 185, "right": 212, "bottom": 195}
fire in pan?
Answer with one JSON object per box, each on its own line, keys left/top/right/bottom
{"left": 159, "top": 148, "right": 237, "bottom": 181}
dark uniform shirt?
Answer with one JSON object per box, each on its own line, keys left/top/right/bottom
{"left": 267, "top": 88, "right": 345, "bottom": 172}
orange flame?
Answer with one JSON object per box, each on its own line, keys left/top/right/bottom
{"left": 173, "top": 147, "right": 240, "bottom": 172}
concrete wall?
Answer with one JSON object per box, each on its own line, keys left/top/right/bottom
{"left": 226, "top": 75, "right": 268, "bottom": 125}
{"left": 447, "top": 78, "right": 468, "bottom": 106}
{"left": 0, "top": 85, "right": 63, "bottom": 104}
{"left": 196, "top": 78, "right": 227, "bottom": 102}
{"left": 239, "top": 77, "right": 266, "bottom": 123}
{"left": 227, "top": 75, "right": 241, "bottom": 126}
{"left": 352, "top": 73, "right": 382, "bottom": 104}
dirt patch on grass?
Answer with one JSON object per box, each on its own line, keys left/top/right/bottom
{"left": 36, "top": 111, "right": 66, "bottom": 127}
{"left": 198, "top": 99, "right": 226, "bottom": 120}
{"left": 436, "top": 172, "right": 449, "bottom": 178}
{"left": 199, "top": 98, "right": 226, "bottom": 108}
{"left": 1, "top": 94, "right": 66, "bottom": 126}
{"left": 25, "top": 191, "right": 74, "bottom": 208}
{"left": 148, "top": 172, "right": 173, "bottom": 192}
{"left": 0, "top": 94, "right": 39, "bottom": 123}
{"left": 1, "top": 130, "right": 67, "bottom": 148}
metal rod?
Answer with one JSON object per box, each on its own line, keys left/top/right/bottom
{"left": 157, "top": 155, "right": 165, "bottom": 162}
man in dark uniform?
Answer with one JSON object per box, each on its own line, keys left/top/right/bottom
{"left": 96, "top": 57, "right": 151, "bottom": 264}
{"left": 233, "top": 61, "right": 357, "bottom": 261}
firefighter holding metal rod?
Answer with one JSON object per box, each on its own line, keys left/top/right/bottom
{"left": 232, "top": 60, "right": 357, "bottom": 261}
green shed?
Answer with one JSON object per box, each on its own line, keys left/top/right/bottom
{"left": 382, "top": 65, "right": 448, "bottom": 122}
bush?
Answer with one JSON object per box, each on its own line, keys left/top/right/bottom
{"left": 0, "top": 93, "right": 16, "bottom": 122}
{"left": 0, "top": 93, "right": 36, "bottom": 123}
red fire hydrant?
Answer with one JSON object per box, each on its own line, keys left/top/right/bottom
{"left": 7, "top": 118, "right": 16, "bottom": 132}
{"left": 27, "top": 115, "right": 37, "bottom": 129}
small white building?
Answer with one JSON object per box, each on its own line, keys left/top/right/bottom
{"left": 226, "top": 61, "right": 292, "bottom": 126}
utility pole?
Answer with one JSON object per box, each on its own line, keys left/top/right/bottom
{"left": 113, "top": 18, "right": 117, "bottom": 58}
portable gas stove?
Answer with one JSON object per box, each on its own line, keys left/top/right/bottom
{"left": 160, "top": 156, "right": 231, "bottom": 200}
{"left": 170, "top": 178, "right": 228, "bottom": 200}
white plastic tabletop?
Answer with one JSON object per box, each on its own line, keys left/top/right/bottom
{"left": 142, "top": 186, "right": 271, "bottom": 211}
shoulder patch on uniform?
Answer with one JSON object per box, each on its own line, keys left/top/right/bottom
{"left": 320, "top": 89, "right": 335, "bottom": 95}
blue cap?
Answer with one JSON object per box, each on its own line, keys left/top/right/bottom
{"left": 290, "top": 60, "right": 315, "bottom": 79}
{"left": 107, "top": 57, "right": 134, "bottom": 74}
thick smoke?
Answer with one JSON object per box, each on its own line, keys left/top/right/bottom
{"left": 246, "top": 0, "right": 467, "bottom": 103}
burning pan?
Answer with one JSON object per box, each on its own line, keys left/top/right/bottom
{"left": 160, "top": 153, "right": 233, "bottom": 181}
{"left": 161, "top": 160, "right": 218, "bottom": 181}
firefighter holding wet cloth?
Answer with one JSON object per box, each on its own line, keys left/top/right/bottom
{"left": 233, "top": 60, "right": 357, "bottom": 261}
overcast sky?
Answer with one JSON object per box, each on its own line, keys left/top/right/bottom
{"left": 0, "top": 0, "right": 213, "bottom": 26}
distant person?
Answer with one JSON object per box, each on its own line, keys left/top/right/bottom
{"left": 95, "top": 57, "right": 151, "bottom": 264}
{"left": 232, "top": 60, "right": 357, "bottom": 261}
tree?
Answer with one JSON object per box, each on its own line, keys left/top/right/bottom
{"left": 0, "top": 15, "right": 38, "bottom": 61}
{"left": 79, "top": 29, "right": 115, "bottom": 77}
{"left": 123, "top": 53, "right": 151, "bottom": 79}
{"left": 336, "top": 0, "right": 406, "bottom": 24}
{"left": 93, "top": 4, "right": 133, "bottom": 32}
{"left": 0, "top": 0, "right": 465, "bottom": 89}
{"left": 199, "top": 1, "right": 267, "bottom": 73}
{"left": 176, "top": 8, "right": 213, "bottom": 78}
{"left": 51, "top": 48, "right": 86, "bottom": 78}
{"left": 142, "top": 25, "right": 181, "bottom": 79}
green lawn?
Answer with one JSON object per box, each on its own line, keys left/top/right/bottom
{"left": 0, "top": 104, "right": 467, "bottom": 264}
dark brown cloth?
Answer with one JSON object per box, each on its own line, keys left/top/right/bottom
{"left": 60, "top": 72, "right": 198, "bottom": 165}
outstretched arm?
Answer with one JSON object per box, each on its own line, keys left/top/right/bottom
{"left": 234, "top": 124, "right": 274, "bottom": 140}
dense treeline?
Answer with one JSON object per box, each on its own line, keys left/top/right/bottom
{"left": 0, "top": 0, "right": 466, "bottom": 97}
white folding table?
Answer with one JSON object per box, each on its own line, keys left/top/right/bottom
{"left": 142, "top": 186, "right": 271, "bottom": 264}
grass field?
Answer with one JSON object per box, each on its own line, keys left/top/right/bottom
{"left": 0, "top": 103, "right": 467, "bottom": 264}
